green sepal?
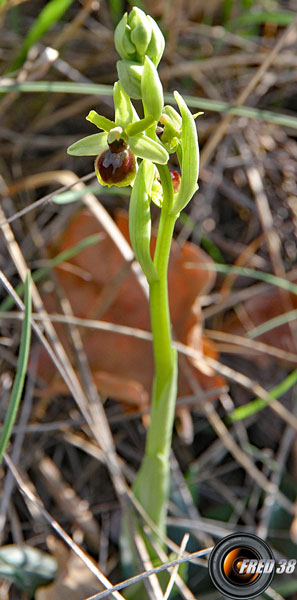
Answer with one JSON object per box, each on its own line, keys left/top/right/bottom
{"left": 129, "top": 7, "right": 152, "bottom": 56}
{"left": 114, "top": 13, "right": 136, "bottom": 60}
{"left": 117, "top": 60, "right": 143, "bottom": 99}
{"left": 67, "top": 132, "right": 107, "bottom": 156}
{"left": 171, "top": 91, "right": 199, "bottom": 215}
{"left": 125, "top": 115, "right": 155, "bottom": 137}
{"left": 129, "top": 134, "right": 169, "bottom": 164}
{"left": 113, "top": 81, "right": 139, "bottom": 128}
{"left": 141, "top": 56, "right": 163, "bottom": 122}
{"left": 146, "top": 15, "right": 165, "bottom": 67}
{"left": 129, "top": 160, "right": 158, "bottom": 283}
{"left": 86, "top": 110, "right": 115, "bottom": 132}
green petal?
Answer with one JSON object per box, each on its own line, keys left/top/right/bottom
{"left": 171, "top": 91, "right": 199, "bottom": 215}
{"left": 86, "top": 110, "right": 115, "bottom": 132}
{"left": 125, "top": 115, "right": 155, "bottom": 137}
{"left": 113, "top": 81, "right": 139, "bottom": 128}
{"left": 67, "top": 132, "right": 107, "bottom": 156}
{"left": 129, "top": 134, "right": 169, "bottom": 165}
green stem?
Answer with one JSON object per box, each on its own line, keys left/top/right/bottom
{"left": 147, "top": 208, "right": 177, "bottom": 451}
{"left": 132, "top": 166, "right": 178, "bottom": 534}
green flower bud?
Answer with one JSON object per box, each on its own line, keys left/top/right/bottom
{"left": 114, "top": 9, "right": 165, "bottom": 66}
{"left": 128, "top": 7, "right": 152, "bottom": 57}
{"left": 141, "top": 56, "right": 163, "bottom": 122}
{"left": 117, "top": 60, "right": 143, "bottom": 99}
{"left": 146, "top": 15, "right": 165, "bottom": 67}
{"left": 114, "top": 13, "right": 136, "bottom": 61}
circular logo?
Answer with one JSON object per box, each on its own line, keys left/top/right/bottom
{"left": 208, "top": 533, "right": 275, "bottom": 599}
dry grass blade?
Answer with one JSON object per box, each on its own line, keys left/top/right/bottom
{"left": 200, "top": 17, "right": 297, "bottom": 168}
{"left": 162, "top": 533, "right": 189, "bottom": 600}
{"left": 3, "top": 453, "right": 125, "bottom": 600}
{"left": 83, "top": 546, "right": 213, "bottom": 600}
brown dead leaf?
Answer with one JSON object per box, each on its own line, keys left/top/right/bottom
{"left": 223, "top": 286, "right": 297, "bottom": 359}
{"left": 36, "top": 209, "right": 225, "bottom": 430}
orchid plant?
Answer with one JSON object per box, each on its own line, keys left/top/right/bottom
{"left": 67, "top": 4, "right": 199, "bottom": 575}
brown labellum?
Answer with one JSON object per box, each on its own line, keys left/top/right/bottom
{"left": 95, "top": 142, "right": 136, "bottom": 187}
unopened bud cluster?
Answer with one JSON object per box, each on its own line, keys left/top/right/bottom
{"left": 115, "top": 7, "right": 165, "bottom": 102}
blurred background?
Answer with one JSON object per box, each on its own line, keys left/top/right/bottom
{"left": 0, "top": 1, "right": 297, "bottom": 599}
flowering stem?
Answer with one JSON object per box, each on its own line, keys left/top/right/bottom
{"left": 132, "top": 165, "right": 178, "bottom": 535}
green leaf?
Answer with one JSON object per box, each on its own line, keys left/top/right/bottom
{"left": 86, "top": 110, "right": 115, "bottom": 132}
{"left": 8, "top": 0, "right": 74, "bottom": 72}
{"left": 0, "top": 274, "right": 31, "bottom": 463}
{"left": 171, "top": 91, "right": 199, "bottom": 215}
{"left": 129, "top": 134, "right": 169, "bottom": 164}
{"left": 129, "top": 160, "right": 158, "bottom": 283}
{"left": 141, "top": 56, "right": 164, "bottom": 121}
{"left": 67, "top": 132, "right": 107, "bottom": 156}
{"left": 0, "top": 545, "right": 57, "bottom": 597}
{"left": 113, "top": 81, "right": 139, "bottom": 128}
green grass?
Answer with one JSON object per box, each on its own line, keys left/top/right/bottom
{"left": 1, "top": 81, "right": 297, "bottom": 130}
{"left": 8, "top": 0, "right": 75, "bottom": 72}
{"left": 229, "top": 369, "right": 297, "bottom": 422}
{"left": 0, "top": 274, "right": 32, "bottom": 463}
